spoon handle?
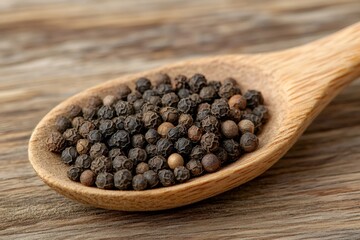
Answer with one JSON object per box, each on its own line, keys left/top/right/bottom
{"left": 272, "top": 22, "right": 360, "bottom": 91}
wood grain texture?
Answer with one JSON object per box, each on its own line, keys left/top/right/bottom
{"left": 1, "top": 0, "right": 360, "bottom": 238}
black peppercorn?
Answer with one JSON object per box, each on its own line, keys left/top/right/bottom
{"left": 228, "top": 107, "right": 242, "bottom": 122}
{"left": 174, "top": 74, "right": 188, "bottom": 89}
{"left": 114, "top": 100, "right": 134, "bottom": 116}
{"left": 75, "top": 154, "right": 92, "bottom": 169}
{"left": 132, "top": 174, "right": 148, "bottom": 190}
{"left": 66, "top": 105, "right": 82, "bottom": 119}
{"left": 63, "top": 128, "right": 81, "bottom": 145}
{"left": 201, "top": 115, "right": 219, "bottom": 133}
{"left": 89, "top": 143, "right": 108, "bottom": 159}
{"left": 218, "top": 81, "right": 237, "bottom": 99}
{"left": 223, "top": 139, "right": 241, "bottom": 160}
{"left": 189, "top": 73, "right": 207, "bottom": 93}
{"left": 87, "top": 130, "right": 102, "bottom": 143}
{"left": 148, "top": 155, "right": 167, "bottom": 172}
{"left": 108, "top": 148, "right": 123, "bottom": 160}
{"left": 90, "top": 155, "right": 112, "bottom": 174}
{"left": 160, "top": 107, "right": 179, "bottom": 124}
{"left": 127, "top": 91, "right": 142, "bottom": 104}
{"left": 252, "top": 105, "right": 269, "bottom": 123}
{"left": 190, "top": 145, "right": 206, "bottom": 161}
{"left": 112, "top": 116, "right": 126, "bottom": 130}
{"left": 61, "top": 147, "right": 78, "bottom": 165}
{"left": 142, "top": 89, "right": 158, "bottom": 102}
{"left": 167, "top": 124, "right": 187, "bottom": 141}
{"left": 79, "top": 121, "right": 96, "bottom": 138}
{"left": 199, "top": 85, "right": 216, "bottom": 102}
{"left": 149, "top": 95, "right": 162, "bottom": 106}
{"left": 156, "top": 138, "right": 174, "bottom": 157}
{"left": 143, "top": 170, "right": 159, "bottom": 188}
{"left": 124, "top": 115, "right": 143, "bottom": 135}
{"left": 174, "top": 166, "right": 191, "bottom": 183}
{"left": 196, "top": 109, "right": 212, "bottom": 122}
{"left": 95, "top": 172, "right": 114, "bottom": 189}
{"left": 156, "top": 84, "right": 173, "bottom": 96}
{"left": 145, "top": 144, "right": 158, "bottom": 158}
{"left": 161, "top": 92, "right": 179, "bottom": 107}
{"left": 135, "top": 77, "right": 152, "bottom": 93}
{"left": 98, "top": 119, "right": 116, "bottom": 138}
{"left": 133, "top": 99, "right": 145, "bottom": 112}
{"left": 186, "top": 159, "right": 203, "bottom": 176}
{"left": 177, "top": 88, "right": 191, "bottom": 98}
{"left": 211, "top": 98, "right": 230, "bottom": 118}
{"left": 240, "top": 132, "right": 259, "bottom": 152}
{"left": 131, "top": 134, "right": 146, "bottom": 148}
{"left": 244, "top": 90, "right": 264, "bottom": 109}
{"left": 55, "top": 116, "right": 71, "bottom": 133}
{"left": 190, "top": 93, "right": 202, "bottom": 105}
{"left": 128, "top": 148, "right": 147, "bottom": 164}
{"left": 145, "top": 129, "right": 159, "bottom": 144}
{"left": 158, "top": 169, "right": 176, "bottom": 187}
{"left": 67, "top": 166, "right": 82, "bottom": 181}
{"left": 208, "top": 80, "right": 222, "bottom": 91}
{"left": 142, "top": 111, "right": 161, "bottom": 129}
{"left": 174, "top": 137, "right": 192, "bottom": 155}
{"left": 114, "top": 169, "right": 133, "bottom": 190}
{"left": 141, "top": 102, "right": 159, "bottom": 113}
{"left": 72, "top": 116, "right": 85, "bottom": 129}
{"left": 201, "top": 153, "right": 221, "bottom": 173}
{"left": 201, "top": 132, "right": 219, "bottom": 152}
{"left": 113, "top": 155, "right": 134, "bottom": 171}
{"left": 97, "top": 105, "right": 115, "bottom": 119}
{"left": 46, "top": 131, "right": 66, "bottom": 153}
{"left": 214, "top": 147, "right": 228, "bottom": 164}
{"left": 177, "top": 97, "right": 196, "bottom": 114}
{"left": 178, "top": 114, "right": 193, "bottom": 128}
{"left": 108, "top": 130, "right": 130, "bottom": 149}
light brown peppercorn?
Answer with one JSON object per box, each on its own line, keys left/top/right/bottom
{"left": 178, "top": 114, "right": 193, "bottom": 128}
{"left": 86, "top": 95, "right": 103, "bottom": 108}
{"left": 136, "top": 162, "right": 150, "bottom": 174}
{"left": 66, "top": 104, "right": 82, "bottom": 119}
{"left": 160, "top": 107, "right": 179, "bottom": 124}
{"left": 117, "top": 84, "right": 132, "bottom": 100}
{"left": 228, "top": 107, "right": 242, "bottom": 122}
{"left": 198, "top": 103, "right": 211, "bottom": 112}
{"left": 103, "top": 95, "right": 118, "bottom": 106}
{"left": 228, "top": 94, "right": 247, "bottom": 110}
{"left": 80, "top": 170, "right": 95, "bottom": 186}
{"left": 79, "top": 121, "right": 96, "bottom": 138}
{"left": 72, "top": 116, "right": 85, "bottom": 129}
{"left": 46, "top": 131, "right": 66, "bottom": 153}
{"left": 132, "top": 174, "right": 148, "bottom": 190}
{"left": 220, "top": 120, "right": 239, "bottom": 139}
{"left": 240, "top": 132, "right": 259, "bottom": 152}
{"left": 63, "top": 128, "right": 81, "bottom": 145}
{"left": 167, "top": 153, "right": 184, "bottom": 169}
{"left": 238, "top": 119, "right": 255, "bottom": 134}
{"left": 188, "top": 125, "right": 202, "bottom": 142}
{"left": 201, "top": 153, "right": 221, "bottom": 172}
{"left": 157, "top": 122, "right": 175, "bottom": 138}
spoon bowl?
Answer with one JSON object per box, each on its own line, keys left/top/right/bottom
{"left": 29, "top": 23, "right": 360, "bottom": 211}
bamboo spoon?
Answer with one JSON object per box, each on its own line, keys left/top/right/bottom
{"left": 29, "top": 23, "right": 360, "bottom": 211}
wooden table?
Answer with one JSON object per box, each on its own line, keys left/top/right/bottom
{"left": 1, "top": 0, "right": 360, "bottom": 239}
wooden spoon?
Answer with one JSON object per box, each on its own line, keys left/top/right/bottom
{"left": 29, "top": 23, "right": 360, "bottom": 211}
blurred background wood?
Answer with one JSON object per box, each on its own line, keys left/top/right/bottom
{"left": 1, "top": 0, "right": 360, "bottom": 239}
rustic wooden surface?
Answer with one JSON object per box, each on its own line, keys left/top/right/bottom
{"left": 1, "top": 0, "right": 360, "bottom": 239}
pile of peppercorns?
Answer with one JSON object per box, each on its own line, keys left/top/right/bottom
{"left": 46, "top": 73, "right": 268, "bottom": 190}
